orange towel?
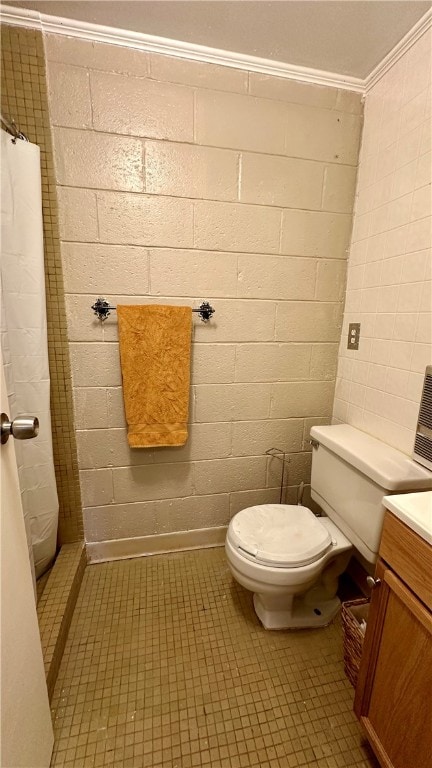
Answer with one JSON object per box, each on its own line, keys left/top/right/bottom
{"left": 117, "top": 305, "right": 192, "bottom": 448}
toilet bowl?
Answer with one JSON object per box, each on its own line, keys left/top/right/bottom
{"left": 225, "top": 424, "right": 432, "bottom": 631}
{"left": 225, "top": 504, "right": 352, "bottom": 630}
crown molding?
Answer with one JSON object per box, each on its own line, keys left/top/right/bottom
{"left": 1, "top": 3, "right": 431, "bottom": 95}
{"left": 365, "top": 7, "right": 432, "bottom": 92}
{"left": 0, "top": 4, "right": 364, "bottom": 92}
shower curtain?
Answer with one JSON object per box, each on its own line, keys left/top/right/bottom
{"left": 1, "top": 130, "right": 58, "bottom": 580}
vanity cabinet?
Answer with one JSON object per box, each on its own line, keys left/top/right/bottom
{"left": 354, "top": 511, "right": 432, "bottom": 768}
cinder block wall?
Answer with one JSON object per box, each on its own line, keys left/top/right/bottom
{"left": 333, "top": 28, "right": 431, "bottom": 455}
{"left": 45, "top": 34, "right": 363, "bottom": 545}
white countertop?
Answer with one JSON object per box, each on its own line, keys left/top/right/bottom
{"left": 383, "top": 491, "right": 432, "bottom": 544}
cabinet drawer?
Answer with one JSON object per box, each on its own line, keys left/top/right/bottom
{"left": 380, "top": 512, "right": 432, "bottom": 611}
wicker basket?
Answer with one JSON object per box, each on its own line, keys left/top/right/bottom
{"left": 341, "top": 598, "right": 370, "bottom": 688}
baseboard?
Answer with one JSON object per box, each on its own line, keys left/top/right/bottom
{"left": 86, "top": 526, "right": 228, "bottom": 564}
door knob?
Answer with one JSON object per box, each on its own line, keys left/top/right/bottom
{"left": 366, "top": 575, "right": 381, "bottom": 590}
{"left": 1, "top": 413, "right": 39, "bottom": 444}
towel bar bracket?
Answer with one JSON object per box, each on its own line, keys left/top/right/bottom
{"left": 91, "top": 297, "right": 215, "bottom": 323}
{"left": 194, "top": 301, "right": 215, "bottom": 322}
{"left": 91, "top": 298, "right": 112, "bottom": 320}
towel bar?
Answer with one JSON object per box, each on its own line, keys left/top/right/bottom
{"left": 91, "top": 298, "right": 215, "bottom": 323}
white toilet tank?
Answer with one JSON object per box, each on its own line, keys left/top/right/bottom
{"left": 310, "top": 425, "right": 432, "bottom": 564}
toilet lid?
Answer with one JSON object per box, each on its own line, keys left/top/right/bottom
{"left": 229, "top": 504, "right": 332, "bottom": 567}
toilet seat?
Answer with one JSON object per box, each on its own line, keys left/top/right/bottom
{"left": 228, "top": 504, "right": 333, "bottom": 568}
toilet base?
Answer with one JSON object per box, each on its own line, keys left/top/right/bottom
{"left": 253, "top": 592, "right": 341, "bottom": 630}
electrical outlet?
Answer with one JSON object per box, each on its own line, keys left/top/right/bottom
{"left": 348, "top": 323, "right": 360, "bottom": 350}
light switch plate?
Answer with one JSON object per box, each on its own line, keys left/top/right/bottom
{"left": 348, "top": 323, "right": 360, "bottom": 350}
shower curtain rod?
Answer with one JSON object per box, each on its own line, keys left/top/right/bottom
{"left": 1, "top": 114, "right": 28, "bottom": 142}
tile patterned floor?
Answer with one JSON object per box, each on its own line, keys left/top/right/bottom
{"left": 50, "top": 548, "right": 378, "bottom": 768}
{"left": 37, "top": 567, "right": 52, "bottom": 603}
{"left": 38, "top": 543, "right": 86, "bottom": 696}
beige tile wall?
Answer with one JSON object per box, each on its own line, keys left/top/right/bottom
{"left": 333, "top": 29, "right": 431, "bottom": 455}
{"left": 44, "top": 34, "right": 362, "bottom": 544}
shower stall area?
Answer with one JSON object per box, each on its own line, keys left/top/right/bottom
{"left": 1, "top": 120, "right": 58, "bottom": 582}
{"left": 0, "top": 24, "right": 86, "bottom": 702}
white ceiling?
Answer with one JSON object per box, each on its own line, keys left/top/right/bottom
{"left": 4, "top": 1, "right": 431, "bottom": 78}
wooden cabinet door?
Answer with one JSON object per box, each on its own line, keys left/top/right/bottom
{"left": 355, "top": 559, "right": 432, "bottom": 768}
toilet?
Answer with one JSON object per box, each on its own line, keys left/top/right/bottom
{"left": 226, "top": 424, "right": 432, "bottom": 630}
